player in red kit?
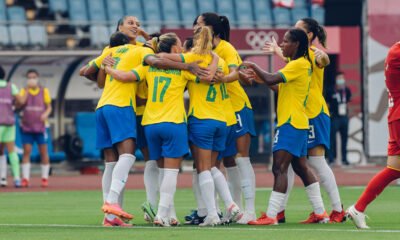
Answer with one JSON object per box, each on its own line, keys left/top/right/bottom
{"left": 347, "top": 41, "right": 400, "bottom": 229}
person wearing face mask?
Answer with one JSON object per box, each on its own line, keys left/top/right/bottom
{"left": 19, "top": 69, "right": 52, "bottom": 188}
{"left": 328, "top": 72, "right": 352, "bottom": 165}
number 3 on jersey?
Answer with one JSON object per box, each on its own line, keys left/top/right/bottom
{"left": 152, "top": 76, "right": 171, "bottom": 102}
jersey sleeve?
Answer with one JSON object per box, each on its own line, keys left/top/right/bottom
{"left": 141, "top": 47, "right": 156, "bottom": 66}
{"left": 91, "top": 47, "right": 111, "bottom": 69}
{"left": 278, "top": 60, "right": 303, "bottom": 83}
{"left": 223, "top": 45, "right": 242, "bottom": 68}
{"left": 131, "top": 65, "right": 148, "bottom": 82}
{"left": 182, "top": 70, "right": 197, "bottom": 82}
{"left": 43, "top": 88, "right": 51, "bottom": 104}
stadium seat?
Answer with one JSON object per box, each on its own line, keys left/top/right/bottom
{"left": 0, "top": 25, "right": 10, "bottom": 47}
{"left": 9, "top": 24, "right": 29, "bottom": 47}
{"left": 68, "top": 0, "right": 89, "bottom": 24}
{"left": 291, "top": 7, "right": 309, "bottom": 24}
{"left": 74, "top": 112, "right": 101, "bottom": 160}
{"left": 143, "top": 0, "right": 162, "bottom": 29}
{"left": 197, "top": 0, "right": 216, "bottom": 14}
{"left": 216, "top": 0, "right": 236, "bottom": 25}
{"left": 90, "top": 25, "right": 109, "bottom": 48}
{"left": 273, "top": 7, "right": 292, "bottom": 28}
{"left": 161, "top": 0, "right": 180, "bottom": 28}
{"left": 294, "top": 0, "right": 308, "bottom": 9}
{"left": 123, "top": 0, "right": 144, "bottom": 22}
{"left": 28, "top": 25, "right": 48, "bottom": 47}
{"left": 7, "top": 6, "right": 26, "bottom": 23}
{"left": 48, "top": 0, "right": 68, "bottom": 13}
{"left": 46, "top": 128, "right": 66, "bottom": 163}
{"left": 311, "top": 5, "right": 325, "bottom": 25}
{"left": 234, "top": 0, "right": 254, "bottom": 28}
{"left": 179, "top": 0, "right": 197, "bottom": 28}
{"left": 0, "top": 0, "right": 6, "bottom": 22}
{"left": 105, "top": 0, "right": 124, "bottom": 23}
{"left": 253, "top": 0, "right": 273, "bottom": 28}
{"left": 87, "top": 0, "right": 107, "bottom": 22}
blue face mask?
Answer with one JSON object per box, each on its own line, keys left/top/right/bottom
{"left": 336, "top": 78, "right": 345, "bottom": 86}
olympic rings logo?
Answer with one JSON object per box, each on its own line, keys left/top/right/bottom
{"left": 245, "top": 31, "right": 279, "bottom": 50}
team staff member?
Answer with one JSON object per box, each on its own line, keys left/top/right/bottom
{"left": 347, "top": 41, "right": 400, "bottom": 229}
{"left": 19, "top": 69, "right": 52, "bottom": 188}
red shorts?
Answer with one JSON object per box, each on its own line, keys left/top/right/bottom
{"left": 388, "top": 120, "right": 400, "bottom": 155}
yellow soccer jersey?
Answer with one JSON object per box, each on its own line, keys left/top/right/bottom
{"left": 96, "top": 45, "right": 154, "bottom": 110}
{"left": 181, "top": 52, "right": 226, "bottom": 123}
{"left": 136, "top": 80, "right": 148, "bottom": 116}
{"left": 132, "top": 65, "right": 191, "bottom": 125}
{"left": 219, "top": 63, "right": 237, "bottom": 126}
{"left": 277, "top": 57, "right": 311, "bottom": 130}
{"left": 213, "top": 40, "right": 252, "bottom": 112}
{"left": 306, "top": 47, "right": 330, "bottom": 118}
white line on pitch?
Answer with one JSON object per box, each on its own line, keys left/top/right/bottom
{"left": 0, "top": 224, "right": 400, "bottom": 233}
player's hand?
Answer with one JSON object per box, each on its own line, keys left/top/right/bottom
{"left": 188, "top": 61, "right": 211, "bottom": 81}
{"left": 310, "top": 47, "right": 324, "bottom": 61}
{"left": 238, "top": 68, "right": 256, "bottom": 86}
{"left": 102, "top": 54, "right": 115, "bottom": 67}
{"left": 239, "top": 61, "right": 256, "bottom": 70}
{"left": 213, "top": 70, "right": 225, "bottom": 83}
{"left": 262, "top": 36, "right": 279, "bottom": 54}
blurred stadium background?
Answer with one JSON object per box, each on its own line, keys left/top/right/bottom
{"left": 0, "top": 0, "right": 398, "bottom": 170}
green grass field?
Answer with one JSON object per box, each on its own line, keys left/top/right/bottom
{"left": 1, "top": 187, "right": 400, "bottom": 240}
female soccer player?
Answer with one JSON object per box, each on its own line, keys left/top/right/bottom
{"left": 192, "top": 12, "right": 256, "bottom": 224}
{"left": 19, "top": 69, "right": 52, "bottom": 188}
{"left": 239, "top": 28, "right": 328, "bottom": 225}
{"left": 264, "top": 17, "right": 344, "bottom": 223}
{"left": 347, "top": 41, "right": 400, "bottom": 229}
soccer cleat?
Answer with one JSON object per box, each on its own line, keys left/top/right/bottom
{"left": 184, "top": 211, "right": 205, "bottom": 225}
{"left": 41, "top": 178, "right": 48, "bottom": 188}
{"left": 14, "top": 179, "right": 21, "bottom": 188}
{"left": 21, "top": 178, "right": 29, "bottom": 188}
{"left": 300, "top": 211, "right": 330, "bottom": 224}
{"left": 248, "top": 212, "right": 278, "bottom": 225}
{"left": 329, "top": 209, "right": 347, "bottom": 223}
{"left": 144, "top": 213, "right": 152, "bottom": 223}
{"left": 169, "top": 217, "right": 180, "bottom": 226}
{"left": 102, "top": 202, "right": 133, "bottom": 220}
{"left": 277, "top": 210, "right": 286, "bottom": 223}
{"left": 225, "top": 203, "right": 243, "bottom": 222}
{"left": 184, "top": 210, "right": 197, "bottom": 222}
{"left": 236, "top": 211, "right": 256, "bottom": 224}
{"left": 103, "top": 216, "right": 132, "bottom": 227}
{"left": 154, "top": 215, "right": 170, "bottom": 227}
{"left": 0, "top": 178, "right": 7, "bottom": 187}
{"left": 346, "top": 205, "right": 369, "bottom": 229}
{"left": 199, "top": 215, "right": 221, "bottom": 227}
{"left": 141, "top": 202, "right": 156, "bottom": 223}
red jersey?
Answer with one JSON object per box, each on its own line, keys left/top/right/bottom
{"left": 385, "top": 42, "right": 400, "bottom": 123}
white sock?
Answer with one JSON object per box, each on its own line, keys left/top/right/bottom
{"left": 157, "top": 168, "right": 179, "bottom": 218}
{"left": 305, "top": 182, "right": 325, "bottom": 215}
{"left": 235, "top": 157, "right": 256, "bottom": 213}
{"left": 169, "top": 200, "right": 177, "bottom": 219}
{"left": 279, "top": 164, "right": 295, "bottom": 212}
{"left": 199, "top": 170, "right": 218, "bottom": 217}
{"left": 211, "top": 167, "right": 234, "bottom": 208}
{"left": 308, "top": 156, "right": 342, "bottom": 212}
{"left": 225, "top": 166, "right": 243, "bottom": 210}
{"left": 266, "top": 191, "right": 286, "bottom": 218}
{"left": 22, "top": 163, "right": 31, "bottom": 180}
{"left": 106, "top": 154, "right": 136, "bottom": 204}
{"left": 0, "top": 155, "right": 7, "bottom": 180}
{"left": 102, "top": 162, "right": 116, "bottom": 202}
{"left": 193, "top": 170, "right": 207, "bottom": 217}
{"left": 158, "top": 168, "right": 164, "bottom": 187}
{"left": 41, "top": 164, "right": 50, "bottom": 179}
{"left": 144, "top": 160, "right": 159, "bottom": 209}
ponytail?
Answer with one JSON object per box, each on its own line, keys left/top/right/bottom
{"left": 219, "top": 16, "right": 230, "bottom": 42}
{"left": 151, "top": 33, "right": 178, "bottom": 53}
{"left": 192, "top": 26, "right": 213, "bottom": 55}
{"left": 300, "top": 17, "right": 327, "bottom": 48}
